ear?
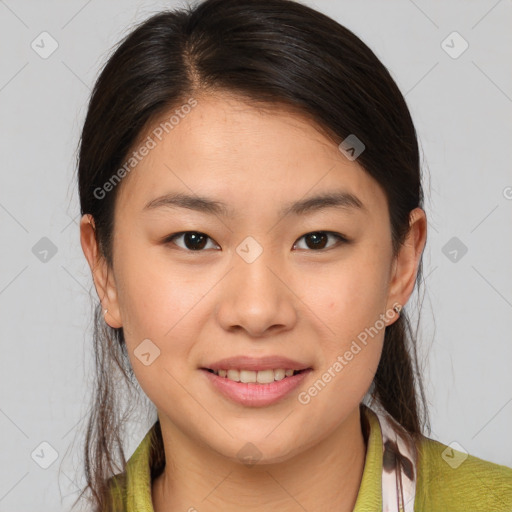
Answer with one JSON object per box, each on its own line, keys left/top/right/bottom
{"left": 79, "top": 214, "right": 122, "bottom": 328}
{"left": 385, "top": 207, "right": 427, "bottom": 325}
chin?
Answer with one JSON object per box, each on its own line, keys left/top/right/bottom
{"left": 213, "top": 436, "right": 304, "bottom": 467}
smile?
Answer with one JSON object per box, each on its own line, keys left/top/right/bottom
{"left": 201, "top": 368, "right": 312, "bottom": 407}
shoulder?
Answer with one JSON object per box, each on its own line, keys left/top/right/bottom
{"left": 104, "top": 471, "right": 128, "bottom": 512}
{"left": 414, "top": 435, "right": 512, "bottom": 511}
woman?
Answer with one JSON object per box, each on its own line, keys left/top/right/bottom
{"left": 75, "top": 0, "right": 512, "bottom": 510}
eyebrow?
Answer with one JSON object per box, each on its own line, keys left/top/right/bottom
{"left": 142, "top": 190, "right": 366, "bottom": 218}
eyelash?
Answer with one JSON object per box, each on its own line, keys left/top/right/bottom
{"left": 162, "top": 231, "right": 350, "bottom": 252}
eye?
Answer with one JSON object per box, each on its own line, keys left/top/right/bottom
{"left": 162, "top": 230, "right": 349, "bottom": 252}
{"left": 163, "top": 231, "right": 220, "bottom": 251}
{"left": 293, "top": 231, "right": 349, "bottom": 251}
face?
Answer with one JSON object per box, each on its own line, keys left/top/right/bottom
{"left": 81, "top": 93, "right": 425, "bottom": 465}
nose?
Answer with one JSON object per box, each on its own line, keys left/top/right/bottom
{"left": 214, "top": 249, "right": 298, "bottom": 338}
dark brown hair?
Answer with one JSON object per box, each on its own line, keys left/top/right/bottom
{"left": 74, "top": 0, "right": 430, "bottom": 509}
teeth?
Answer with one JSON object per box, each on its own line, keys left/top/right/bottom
{"left": 227, "top": 369, "right": 240, "bottom": 382}
{"left": 212, "top": 368, "right": 302, "bottom": 383}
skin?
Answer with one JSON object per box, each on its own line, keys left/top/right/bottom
{"left": 80, "top": 93, "right": 427, "bottom": 512}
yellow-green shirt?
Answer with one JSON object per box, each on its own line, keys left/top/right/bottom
{"left": 107, "top": 406, "right": 512, "bottom": 511}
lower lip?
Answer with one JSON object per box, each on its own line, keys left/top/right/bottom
{"left": 201, "top": 369, "right": 312, "bottom": 407}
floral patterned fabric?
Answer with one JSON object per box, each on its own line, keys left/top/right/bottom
{"left": 373, "top": 405, "right": 417, "bottom": 512}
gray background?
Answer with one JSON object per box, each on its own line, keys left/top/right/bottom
{"left": 1, "top": 0, "right": 511, "bottom": 510}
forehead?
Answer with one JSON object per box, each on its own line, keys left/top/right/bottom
{"left": 114, "top": 94, "right": 386, "bottom": 219}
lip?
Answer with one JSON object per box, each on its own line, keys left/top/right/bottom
{"left": 201, "top": 367, "right": 313, "bottom": 407}
{"left": 201, "top": 355, "right": 312, "bottom": 372}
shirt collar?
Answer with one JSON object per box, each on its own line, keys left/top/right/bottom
{"left": 119, "top": 404, "right": 383, "bottom": 511}
{"left": 353, "top": 404, "right": 383, "bottom": 511}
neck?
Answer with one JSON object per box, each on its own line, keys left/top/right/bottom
{"left": 152, "top": 406, "right": 367, "bottom": 512}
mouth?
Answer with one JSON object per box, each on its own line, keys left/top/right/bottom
{"left": 200, "top": 367, "right": 313, "bottom": 407}
{"left": 201, "top": 367, "right": 310, "bottom": 384}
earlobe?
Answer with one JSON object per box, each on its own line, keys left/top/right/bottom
{"left": 79, "top": 214, "right": 123, "bottom": 328}
{"left": 385, "top": 207, "right": 427, "bottom": 323}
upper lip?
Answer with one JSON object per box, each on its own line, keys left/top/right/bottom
{"left": 202, "top": 355, "right": 312, "bottom": 372}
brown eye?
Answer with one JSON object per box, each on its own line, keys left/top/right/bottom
{"left": 164, "top": 231, "right": 219, "bottom": 251}
{"left": 294, "top": 231, "right": 349, "bottom": 251}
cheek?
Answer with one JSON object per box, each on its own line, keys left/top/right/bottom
{"left": 299, "top": 265, "right": 387, "bottom": 425}
{"left": 117, "top": 233, "right": 180, "bottom": 307}
{"left": 114, "top": 249, "right": 206, "bottom": 359}
{"left": 302, "top": 244, "right": 390, "bottom": 389}
{"left": 309, "top": 256, "right": 389, "bottom": 336}
{"left": 114, "top": 257, "right": 207, "bottom": 409}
